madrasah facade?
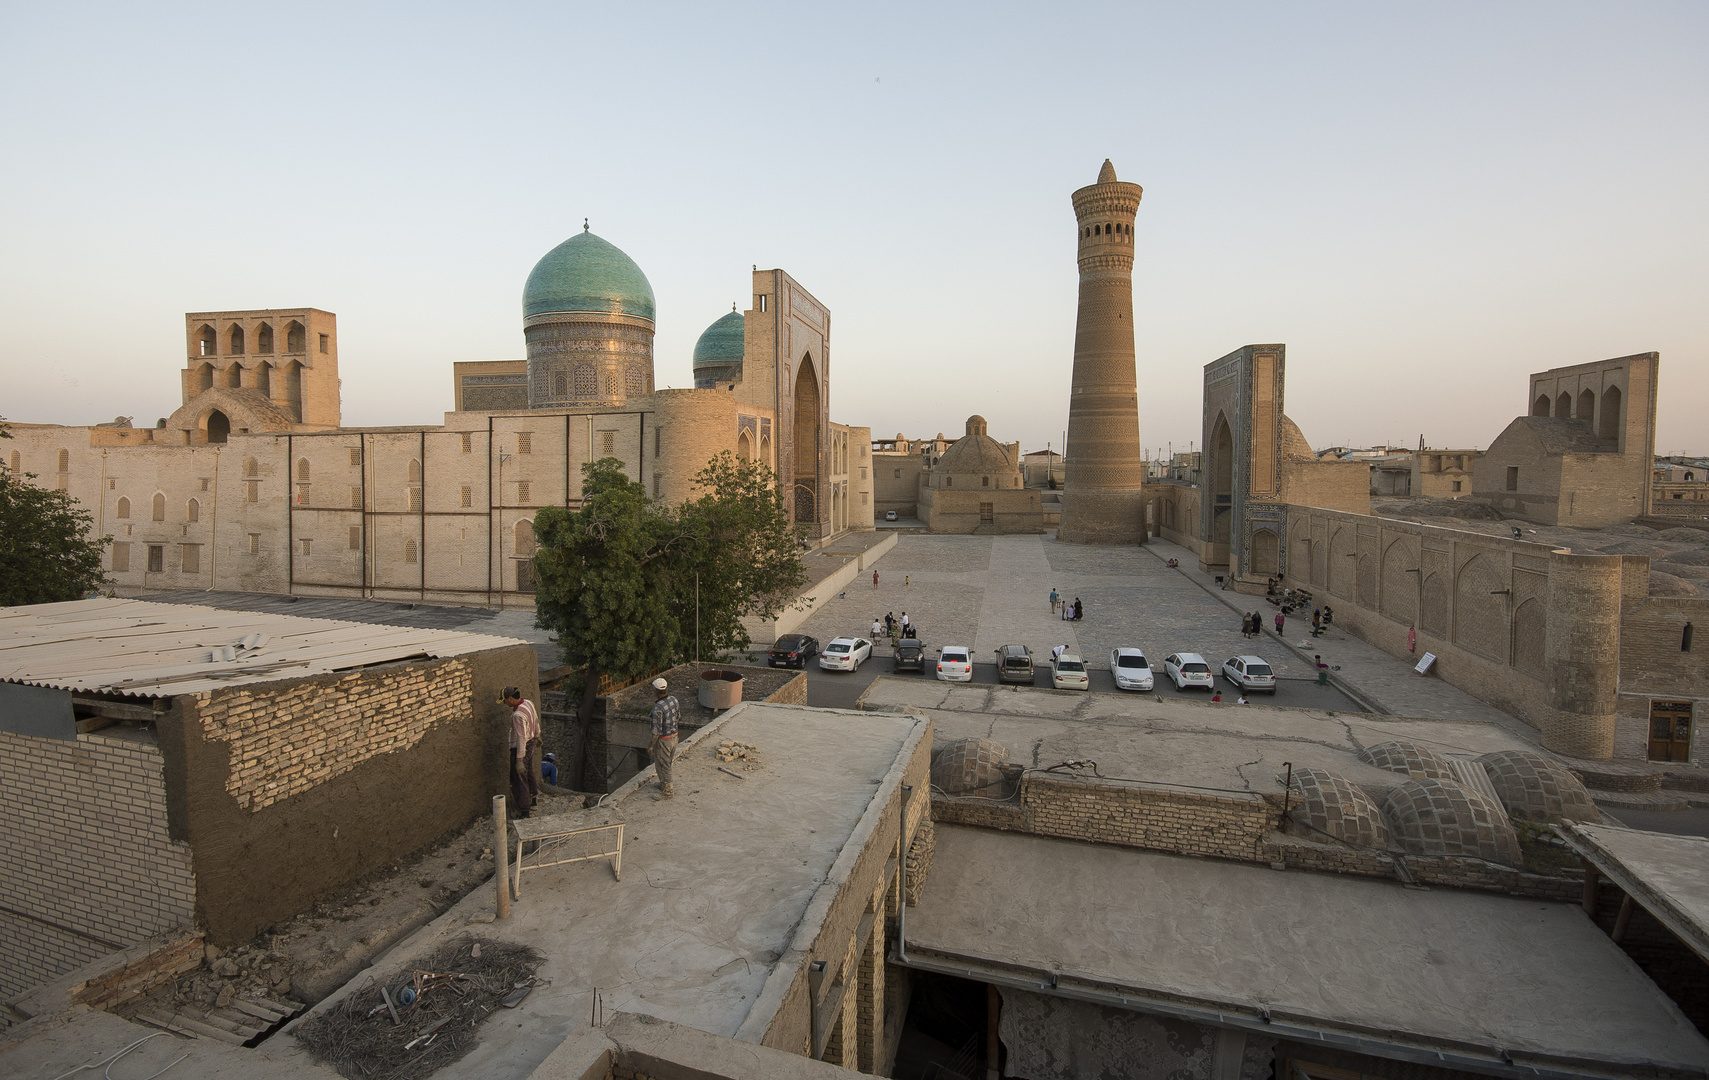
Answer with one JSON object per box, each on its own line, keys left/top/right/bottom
{"left": 2, "top": 229, "right": 875, "bottom": 608}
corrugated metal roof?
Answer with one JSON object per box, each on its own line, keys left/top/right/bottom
{"left": 0, "top": 597, "right": 531, "bottom": 698}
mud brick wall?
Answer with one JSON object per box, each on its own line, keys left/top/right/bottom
{"left": 195, "top": 661, "right": 474, "bottom": 811}
{"left": 0, "top": 730, "right": 195, "bottom": 999}
{"left": 158, "top": 643, "right": 536, "bottom": 945}
{"left": 1023, "top": 775, "right": 1277, "bottom": 859}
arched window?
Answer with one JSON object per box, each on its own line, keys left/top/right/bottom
{"left": 116, "top": 496, "right": 131, "bottom": 519}
{"left": 1533, "top": 394, "right": 1550, "bottom": 416}
{"left": 57, "top": 449, "right": 69, "bottom": 473}
{"left": 1556, "top": 392, "right": 1572, "bottom": 418}
{"left": 186, "top": 498, "right": 199, "bottom": 522}
{"left": 206, "top": 410, "right": 230, "bottom": 444}
{"left": 226, "top": 363, "right": 243, "bottom": 388}
{"left": 244, "top": 457, "right": 258, "bottom": 478}
{"left": 198, "top": 363, "right": 215, "bottom": 392}
{"left": 229, "top": 325, "right": 245, "bottom": 355}
{"left": 982, "top": 475, "right": 989, "bottom": 487}
{"left": 255, "top": 363, "right": 271, "bottom": 397}
{"left": 514, "top": 519, "right": 536, "bottom": 557}
{"left": 1578, "top": 389, "right": 1596, "bottom": 424}
{"left": 151, "top": 493, "right": 166, "bottom": 521}
{"left": 554, "top": 373, "right": 568, "bottom": 398}
{"left": 1600, "top": 385, "right": 1622, "bottom": 440}
{"left": 297, "top": 458, "right": 311, "bottom": 483}
{"left": 1684, "top": 622, "right": 1694, "bottom": 652}
{"left": 285, "top": 321, "right": 306, "bottom": 353}
{"left": 407, "top": 459, "right": 422, "bottom": 483}
{"left": 197, "top": 325, "right": 217, "bottom": 357}
{"left": 256, "top": 323, "right": 274, "bottom": 354}
{"left": 404, "top": 539, "right": 418, "bottom": 564}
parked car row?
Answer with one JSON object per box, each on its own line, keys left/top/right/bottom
{"left": 790, "top": 632, "right": 1276, "bottom": 694}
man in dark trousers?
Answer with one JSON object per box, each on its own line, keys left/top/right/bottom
{"left": 648, "top": 677, "right": 680, "bottom": 798}
{"left": 504, "top": 687, "right": 540, "bottom": 819}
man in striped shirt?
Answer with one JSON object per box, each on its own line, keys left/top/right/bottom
{"left": 505, "top": 686, "right": 540, "bottom": 819}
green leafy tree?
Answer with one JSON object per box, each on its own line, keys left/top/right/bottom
{"left": 0, "top": 421, "right": 110, "bottom": 606}
{"left": 532, "top": 452, "right": 808, "bottom": 727}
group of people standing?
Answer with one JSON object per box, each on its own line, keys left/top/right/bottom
{"left": 1049, "top": 588, "right": 1084, "bottom": 621}
{"left": 1240, "top": 612, "right": 1266, "bottom": 638}
{"left": 872, "top": 611, "right": 916, "bottom": 642}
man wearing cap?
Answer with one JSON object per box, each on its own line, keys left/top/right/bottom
{"left": 648, "top": 677, "right": 680, "bottom": 797}
{"left": 503, "top": 687, "right": 540, "bottom": 819}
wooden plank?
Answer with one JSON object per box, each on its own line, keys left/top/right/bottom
{"left": 228, "top": 998, "right": 289, "bottom": 1022}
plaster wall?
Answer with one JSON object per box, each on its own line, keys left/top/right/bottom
{"left": 873, "top": 453, "right": 923, "bottom": 519}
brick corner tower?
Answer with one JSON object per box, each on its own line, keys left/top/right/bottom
{"left": 1058, "top": 158, "right": 1147, "bottom": 545}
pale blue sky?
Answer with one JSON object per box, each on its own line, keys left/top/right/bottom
{"left": 2, "top": 2, "right": 1704, "bottom": 457}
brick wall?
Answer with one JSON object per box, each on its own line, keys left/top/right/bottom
{"left": 934, "top": 774, "right": 1581, "bottom": 903}
{"left": 193, "top": 659, "right": 474, "bottom": 812}
{"left": 0, "top": 730, "right": 196, "bottom": 999}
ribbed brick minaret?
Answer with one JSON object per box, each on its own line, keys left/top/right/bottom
{"left": 1058, "top": 159, "right": 1147, "bottom": 544}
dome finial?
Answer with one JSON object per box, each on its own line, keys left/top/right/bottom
{"left": 1097, "top": 159, "right": 1117, "bottom": 184}
{"left": 583, "top": 217, "right": 589, "bottom": 232}
{"left": 732, "top": 301, "right": 737, "bottom": 312}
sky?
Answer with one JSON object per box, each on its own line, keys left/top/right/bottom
{"left": 1, "top": 2, "right": 1704, "bottom": 458}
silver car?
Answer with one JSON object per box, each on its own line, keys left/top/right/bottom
{"left": 1110, "top": 647, "right": 1154, "bottom": 691}
{"left": 1222, "top": 655, "right": 1277, "bottom": 693}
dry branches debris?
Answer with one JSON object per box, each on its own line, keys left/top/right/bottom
{"left": 715, "top": 740, "right": 762, "bottom": 771}
{"left": 293, "top": 935, "right": 544, "bottom": 1080}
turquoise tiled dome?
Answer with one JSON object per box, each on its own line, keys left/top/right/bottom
{"left": 523, "top": 230, "right": 655, "bottom": 321}
{"left": 692, "top": 309, "right": 745, "bottom": 371}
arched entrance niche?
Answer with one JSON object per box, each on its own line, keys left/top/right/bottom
{"left": 737, "top": 429, "right": 752, "bottom": 463}
{"left": 1600, "top": 385, "right": 1622, "bottom": 440}
{"left": 205, "top": 410, "right": 230, "bottom": 444}
{"left": 793, "top": 354, "right": 820, "bottom": 525}
{"left": 1209, "top": 412, "right": 1233, "bottom": 548}
{"left": 1533, "top": 395, "right": 1550, "bottom": 417}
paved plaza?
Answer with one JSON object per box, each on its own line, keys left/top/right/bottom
{"left": 785, "top": 533, "right": 1546, "bottom": 741}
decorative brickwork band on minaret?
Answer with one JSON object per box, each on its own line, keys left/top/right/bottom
{"left": 1058, "top": 159, "right": 1147, "bottom": 544}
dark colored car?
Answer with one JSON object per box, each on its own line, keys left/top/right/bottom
{"left": 893, "top": 639, "right": 927, "bottom": 674}
{"left": 768, "top": 634, "right": 819, "bottom": 668}
{"left": 995, "top": 644, "right": 1035, "bottom": 685}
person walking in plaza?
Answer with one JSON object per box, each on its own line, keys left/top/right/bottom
{"left": 885, "top": 611, "right": 896, "bottom": 635}
{"left": 1311, "top": 608, "right": 1322, "bottom": 637}
{"left": 871, "top": 617, "right": 883, "bottom": 639}
{"left": 900, "top": 611, "right": 910, "bottom": 634}
{"left": 1072, "top": 598, "right": 1083, "bottom": 621}
{"left": 504, "top": 686, "right": 540, "bottom": 819}
{"left": 1249, "top": 612, "right": 1261, "bottom": 638}
{"left": 872, "top": 569, "right": 879, "bottom": 589}
{"left": 648, "top": 677, "right": 679, "bottom": 798}
{"left": 1275, "top": 610, "right": 1285, "bottom": 635}
{"left": 1050, "top": 587, "right": 1060, "bottom": 615}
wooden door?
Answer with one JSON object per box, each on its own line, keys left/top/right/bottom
{"left": 1649, "top": 700, "right": 1694, "bottom": 762}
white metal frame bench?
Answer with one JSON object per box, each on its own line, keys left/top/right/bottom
{"left": 510, "top": 808, "right": 624, "bottom": 897}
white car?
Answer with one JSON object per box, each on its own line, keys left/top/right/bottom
{"left": 819, "top": 637, "right": 873, "bottom": 671}
{"left": 1162, "top": 652, "right": 1214, "bottom": 691}
{"left": 1223, "top": 655, "right": 1277, "bottom": 694}
{"left": 936, "top": 645, "right": 973, "bottom": 682}
{"left": 884, "top": 510, "right": 898, "bottom": 521}
{"left": 1050, "top": 652, "right": 1089, "bottom": 691}
{"left": 1110, "top": 647, "right": 1154, "bottom": 691}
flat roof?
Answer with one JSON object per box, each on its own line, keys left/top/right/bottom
{"left": 0, "top": 597, "right": 529, "bottom": 697}
{"left": 858, "top": 677, "right": 1537, "bottom": 797}
{"left": 277, "top": 702, "right": 928, "bottom": 1079}
{"left": 1559, "top": 823, "right": 1709, "bottom": 963}
{"left": 906, "top": 825, "right": 1709, "bottom": 1076}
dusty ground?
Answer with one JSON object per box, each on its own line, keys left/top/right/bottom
{"left": 116, "top": 789, "right": 587, "bottom": 1021}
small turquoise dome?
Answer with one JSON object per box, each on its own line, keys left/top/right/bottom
{"left": 692, "top": 309, "right": 745, "bottom": 371}
{"left": 523, "top": 229, "right": 655, "bottom": 321}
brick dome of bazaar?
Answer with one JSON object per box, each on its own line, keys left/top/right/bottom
{"left": 692, "top": 308, "right": 745, "bottom": 373}
{"left": 935, "top": 415, "right": 1019, "bottom": 477}
{"left": 523, "top": 228, "right": 656, "bottom": 322}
